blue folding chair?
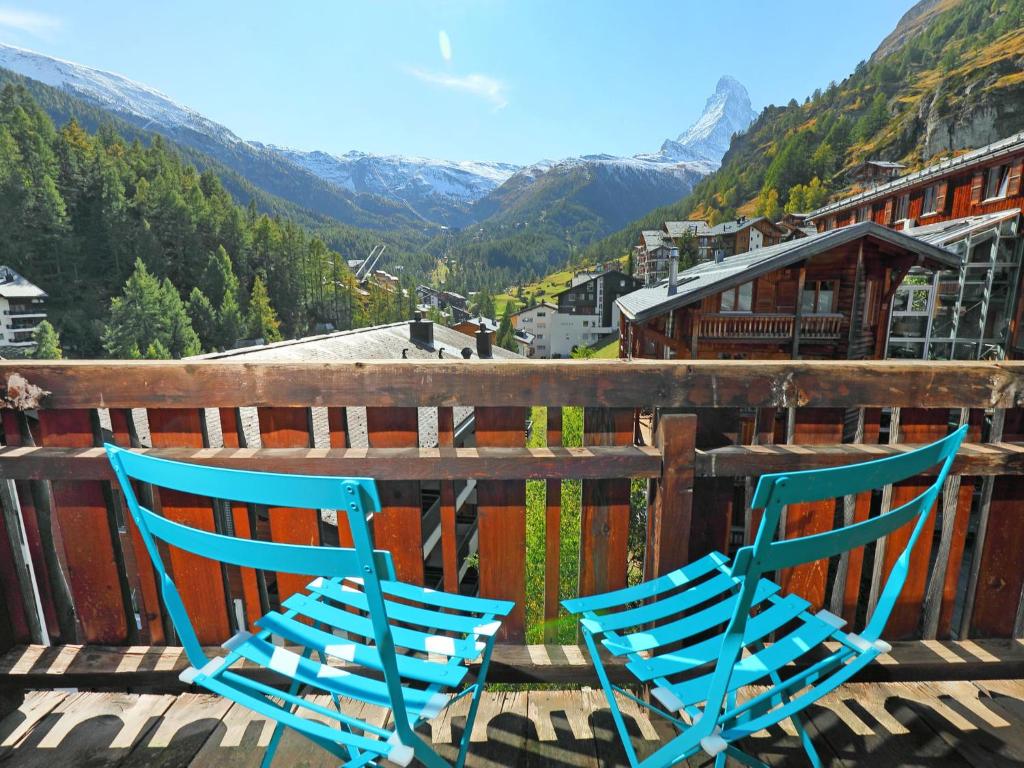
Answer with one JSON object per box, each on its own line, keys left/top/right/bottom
{"left": 563, "top": 424, "right": 967, "bottom": 768}
{"left": 105, "top": 444, "right": 514, "bottom": 768}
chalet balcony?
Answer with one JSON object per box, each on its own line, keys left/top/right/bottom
{"left": 0, "top": 360, "right": 1023, "bottom": 766}
{"left": 698, "top": 312, "right": 843, "bottom": 342}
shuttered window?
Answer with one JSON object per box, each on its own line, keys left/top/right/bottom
{"left": 1008, "top": 160, "right": 1023, "bottom": 197}
{"left": 971, "top": 171, "right": 985, "bottom": 204}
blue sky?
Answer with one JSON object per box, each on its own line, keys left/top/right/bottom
{"left": 0, "top": 1, "right": 917, "bottom": 165}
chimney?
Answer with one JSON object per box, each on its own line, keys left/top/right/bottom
{"left": 475, "top": 327, "right": 492, "bottom": 358}
{"left": 409, "top": 311, "right": 434, "bottom": 346}
{"left": 667, "top": 247, "right": 680, "bottom": 295}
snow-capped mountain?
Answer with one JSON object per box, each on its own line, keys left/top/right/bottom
{"left": 641, "top": 76, "right": 757, "bottom": 167}
{"left": 0, "top": 41, "right": 756, "bottom": 235}
{"left": 261, "top": 146, "right": 521, "bottom": 226}
{"left": 0, "top": 42, "right": 243, "bottom": 146}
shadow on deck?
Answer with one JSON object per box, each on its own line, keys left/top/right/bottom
{"left": 2, "top": 681, "right": 1024, "bottom": 767}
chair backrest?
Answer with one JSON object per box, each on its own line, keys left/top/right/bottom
{"left": 701, "top": 424, "right": 967, "bottom": 726}
{"left": 105, "top": 444, "right": 396, "bottom": 671}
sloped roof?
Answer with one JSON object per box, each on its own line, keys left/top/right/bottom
{"left": 616, "top": 222, "right": 959, "bottom": 323}
{"left": 0, "top": 267, "right": 46, "bottom": 299}
{"left": 640, "top": 230, "right": 666, "bottom": 250}
{"left": 706, "top": 216, "right": 769, "bottom": 236}
{"left": 903, "top": 209, "right": 1020, "bottom": 246}
{"left": 810, "top": 131, "right": 1024, "bottom": 220}
{"left": 663, "top": 220, "right": 710, "bottom": 238}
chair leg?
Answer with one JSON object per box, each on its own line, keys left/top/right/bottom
{"left": 455, "top": 633, "right": 498, "bottom": 768}
{"left": 789, "top": 711, "right": 823, "bottom": 768}
{"left": 724, "top": 744, "right": 771, "bottom": 768}
{"left": 583, "top": 627, "right": 643, "bottom": 768}
{"left": 261, "top": 643, "right": 318, "bottom": 768}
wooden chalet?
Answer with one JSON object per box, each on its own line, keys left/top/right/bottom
{"left": 810, "top": 132, "right": 1024, "bottom": 232}
{"left": 847, "top": 159, "right": 907, "bottom": 188}
{"left": 698, "top": 216, "right": 785, "bottom": 262}
{"left": 616, "top": 222, "right": 958, "bottom": 361}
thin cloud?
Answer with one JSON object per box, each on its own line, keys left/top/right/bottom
{"left": 408, "top": 67, "right": 507, "bottom": 110}
{"left": 438, "top": 30, "right": 452, "bottom": 62}
{"left": 0, "top": 7, "right": 62, "bottom": 36}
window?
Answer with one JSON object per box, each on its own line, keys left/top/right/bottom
{"left": 985, "top": 164, "right": 1011, "bottom": 200}
{"left": 582, "top": 320, "right": 589, "bottom": 327}
{"left": 895, "top": 193, "right": 909, "bottom": 220}
{"left": 801, "top": 280, "right": 837, "bottom": 314}
{"left": 855, "top": 205, "right": 870, "bottom": 223}
{"left": 922, "top": 185, "right": 937, "bottom": 214}
{"left": 537, "top": 311, "right": 546, "bottom": 317}
{"left": 720, "top": 281, "right": 753, "bottom": 312}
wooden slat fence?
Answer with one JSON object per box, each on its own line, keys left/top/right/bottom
{"left": 0, "top": 360, "right": 1023, "bottom": 650}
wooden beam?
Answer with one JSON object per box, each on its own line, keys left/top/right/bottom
{"left": 0, "top": 445, "right": 664, "bottom": 481}
{"left": 4, "top": 360, "right": 1024, "bottom": 409}
{"left": 1, "top": 639, "right": 1022, "bottom": 689}
{"left": 646, "top": 413, "right": 696, "bottom": 579}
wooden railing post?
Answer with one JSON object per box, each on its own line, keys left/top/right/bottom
{"left": 646, "top": 413, "right": 696, "bottom": 580}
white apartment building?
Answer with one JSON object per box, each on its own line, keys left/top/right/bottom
{"left": 0, "top": 267, "right": 47, "bottom": 352}
{"left": 512, "top": 301, "right": 618, "bottom": 359}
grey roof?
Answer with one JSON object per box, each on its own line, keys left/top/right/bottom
{"left": 0, "top": 267, "right": 46, "bottom": 299}
{"left": 858, "top": 160, "right": 907, "bottom": 170}
{"left": 460, "top": 316, "right": 500, "bottom": 333}
{"left": 616, "top": 222, "right": 960, "bottom": 323}
{"left": 663, "top": 220, "right": 710, "bottom": 238}
{"left": 640, "top": 230, "right": 666, "bottom": 250}
{"left": 511, "top": 301, "right": 558, "bottom": 318}
{"left": 810, "top": 131, "right": 1024, "bottom": 220}
{"left": 705, "top": 216, "right": 768, "bottom": 236}
{"left": 190, "top": 321, "right": 520, "bottom": 449}
{"left": 903, "top": 209, "right": 1020, "bottom": 246}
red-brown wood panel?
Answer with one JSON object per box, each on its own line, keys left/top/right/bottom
{"left": 365, "top": 407, "right": 423, "bottom": 584}
{"left": 219, "top": 407, "right": 264, "bottom": 632}
{"left": 579, "top": 408, "right": 633, "bottom": 597}
{"left": 777, "top": 408, "right": 845, "bottom": 609}
{"left": 327, "top": 407, "right": 354, "bottom": 548}
{"left": 0, "top": 444, "right": 29, "bottom": 641}
{"left": 475, "top": 406, "right": 526, "bottom": 643}
{"left": 877, "top": 408, "right": 950, "bottom": 639}
{"left": 840, "top": 408, "right": 881, "bottom": 625}
{"left": 148, "top": 408, "right": 230, "bottom": 644}
{"left": 37, "top": 409, "right": 128, "bottom": 644}
{"left": 257, "top": 407, "right": 321, "bottom": 605}
{"left": 970, "top": 408, "right": 1024, "bottom": 637}
{"left": 2, "top": 411, "right": 58, "bottom": 641}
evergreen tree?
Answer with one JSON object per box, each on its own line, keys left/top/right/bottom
{"left": 145, "top": 339, "right": 171, "bottom": 359}
{"left": 187, "top": 288, "right": 218, "bottom": 351}
{"left": 102, "top": 259, "right": 167, "bottom": 358}
{"left": 496, "top": 302, "right": 517, "bottom": 352}
{"left": 158, "top": 278, "right": 201, "bottom": 358}
{"left": 246, "top": 275, "right": 282, "bottom": 343}
{"left": 218, "top": 289, "right": 245, "bottom": 348}
{"left": 32, "top": 319, "right": 62, "bottom": 359}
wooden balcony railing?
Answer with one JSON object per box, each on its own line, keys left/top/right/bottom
{"left": 0, "top": 360, "right": 1022, "bottom": 659}
{"left": 699, "top": 312, "right": 843, "bottom": 341}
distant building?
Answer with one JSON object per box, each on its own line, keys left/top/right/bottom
{"left": 698, "top": 216, "right": 785, "bottom": 262}
{"left": 555, "top": 269, "right": 642, "bottom": 327}
{"left": 634, "top": 220, "right": 709, "bottom": 285}
{"left": 0, "top": 267, "right": 47, "bottom": 354}
{"left": 511, "top": 302, "right": 558, "bottom": 358}
{"left": 452, "top": 315, "right": 499, "bottom": 341}
{"left": 847, "top": 160, "right": 907, "bottom": 188}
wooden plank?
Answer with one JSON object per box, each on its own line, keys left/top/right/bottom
{"left": 147, "top": 409, "right": 230, "bottom": 645}
{"left": 970, "top": 407, "right": 1024, "bottom": 638}
{"left": 4, "top": 412, "right": 75, "bottom": 642}
{"left": 646, "top": 413, "right": 696, "bottom": 579}
{"left": 36, "top": 409, "right": 128, "bottom": 644}
{"left": 579, "top": 408, "right": 633, "bottom": 598}
{"left": 256, "top": 407, "right": 321, "bottom": 606}
{"left": 777, "top": 408, "right": 845, "bottom": 610}
{"left": 697, "top": 439, "right": 1024, "bottom": 476}
{"left": 475, "top": 406, "right": 527, "bottom": 643}
{"left": 365, "top": 406, "right": 423, "bottom": 584}
{"left": 0, "top": 690, "right": 67, "bottom": 757}
{"left": 0, "top": 475, "right": 46, "bottom": 644}
{"left": 0, "top": 444, "right": 665, "bottom": 481}
{"left": 121, "top": 692, "right": 233, "bottom": 768}
{"left": 544, "top": 407, "right": 562, "bottom": 643}
{"left": 875, "top": 408, "right": 951, "bottom": 639}
{"left": 1, "top": 640, "right": 1022, "bottom": 690}
{"left": 6, "top": 360, "right": 1024, "bottom": 410}
{"left": 438, "top": 406, "right": 458, "bottom": 592}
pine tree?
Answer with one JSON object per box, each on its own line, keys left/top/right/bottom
{"left": 144, "top": 339, "right": 171, "bottom": 359}
{"left": 159, "top": 278, "right": 201, "bottom": 358}
{"left": 246, "top": 275, "right": 282, "bottom": 343}
{"left": 102, "top": 259, "right": 166, "bottom": 358}
{"left": 32, "top": 320, "right": 62, "bottom": 359}
{"left": 218, "top": 289, "right": 245, "bottom": 348}
{"left": 496, "top": 303, "right": 517, "bottom": 352}
{"left": 187, "top": 288, "right": 218, "bottom": 351}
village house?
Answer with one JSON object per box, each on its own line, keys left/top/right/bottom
{"left": 513, "top": 269, "right": 642, "bottom": 357}
{"left": 633, "top": 220, "right": 709, "bottom": 285}
{"left": 698, "top": 216, "right": 786, "bottom": 262}
{"left": 808, "top": 130, "right": 1024, "bottom": 360}
{"left": 847, "top": 159, "right": 907, "bottom": 188}
{"left": 616, "top": 222, "right": 958, "bottom": 361}
{"left": 0, "top": 266, "right": 47, "bottom": 355}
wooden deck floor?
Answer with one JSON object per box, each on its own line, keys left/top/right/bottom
{"left": 1, "top": 681, "right": 1024, "bottom": 767}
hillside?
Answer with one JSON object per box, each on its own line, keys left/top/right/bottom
{"left": 583, "top": 0, "right": 1024, "bottom": 263}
